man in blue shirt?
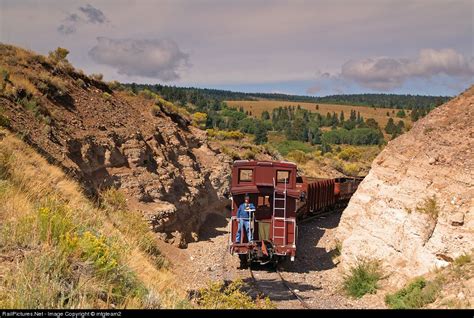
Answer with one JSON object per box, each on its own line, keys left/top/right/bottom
{"left": 236, "top": 194, "right": 255, "bottom": 243}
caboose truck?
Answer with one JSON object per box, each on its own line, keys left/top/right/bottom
{"left": 229, "top": 160, "right": 363, "bottom": 268}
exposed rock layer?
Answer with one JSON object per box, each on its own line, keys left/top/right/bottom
{"left": 337, "top": 86, "right": 474, "bottom": 286}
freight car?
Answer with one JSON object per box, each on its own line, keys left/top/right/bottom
{"left": 228, "top": 160, "right": 363, "bottom": 268}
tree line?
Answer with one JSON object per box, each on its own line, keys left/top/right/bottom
{"left": 122, "top": 83, "right": 451, "bottom": 110}
{"left": 118, "top": 84, "right": 433, "bottom": 147}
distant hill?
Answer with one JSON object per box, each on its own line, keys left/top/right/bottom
{"left": 123, "top": 83, "right": 452, "bottom": 110}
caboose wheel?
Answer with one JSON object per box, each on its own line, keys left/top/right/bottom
{"left": 270, "top": 259, "right": 278, "bottom": 269}
{"left": 239, "top": 254, "right": 249, "bottom": 269}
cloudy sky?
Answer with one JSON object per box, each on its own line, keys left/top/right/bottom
{"left": 0, "top": 0, "right": 472, "bottom": 96}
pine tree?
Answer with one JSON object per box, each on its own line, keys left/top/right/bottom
{"left": 384, "top": 118, "right": 396, "bottom": 134}
{"left": 261, "top": 111, "right": 270, "bottom": 120}
{"left": 254, "top": 120, "right": 268, "bottom": 144}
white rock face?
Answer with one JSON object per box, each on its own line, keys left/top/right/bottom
{"left": 337, "top": 86, "right": 474, "bottom": 287}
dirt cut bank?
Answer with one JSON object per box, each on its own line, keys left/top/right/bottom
{"left": 337, "top": 86, "right": 474, "bottom": 287}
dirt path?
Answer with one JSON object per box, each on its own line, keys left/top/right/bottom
{"left": 156, "top": 210, "right": 387, "bottom": 309}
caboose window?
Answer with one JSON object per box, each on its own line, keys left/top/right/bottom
{"left": 258, "top": 195, "right": 270, "bottom": 207}
{"left": 277, "top": 170, "right": 290, "bottom": 183}
{"left": 239, "top": 169, "right": 253, "bottom": 182}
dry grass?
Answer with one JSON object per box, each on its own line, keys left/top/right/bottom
{"left": 9, "top": 73, "right": 40, "bottom": 97}
{"left": 0, "top": 129, "right": 182, "bottom": 309}
{"left": 226, "top": 100, "right": 411, "bottom": 128}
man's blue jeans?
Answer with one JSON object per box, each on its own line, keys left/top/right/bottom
{"left": 236, "top": 219, "right": 252, "bottom": 243}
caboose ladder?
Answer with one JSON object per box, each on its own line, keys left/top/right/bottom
{"left": 272, "top": 178, "right": 287, "bottom": 246}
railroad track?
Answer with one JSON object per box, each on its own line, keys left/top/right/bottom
{"left": 297, "top": 205, "right": 347, "bottom": 225}
{"left": 248, "top": 266, "right": 311, "bottom": 309}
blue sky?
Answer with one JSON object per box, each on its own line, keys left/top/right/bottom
{"left": 1, "top": 0, "right": 472, "bottom": 96}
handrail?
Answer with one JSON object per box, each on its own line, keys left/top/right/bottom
{"left": 230, "top": 215, "right": 253, "bottom": 244}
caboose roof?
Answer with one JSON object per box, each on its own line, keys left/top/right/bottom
{"left": 232, "top": 160, "right": 296, "bottom": 168}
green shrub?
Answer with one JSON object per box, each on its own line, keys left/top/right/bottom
{"left": 221, "top": 146, "right": 240, "bottom": 160}
{"left": 139, "top": 89, "right": 156, "bottom": 100}
{"left": 271, "top": 139, "right": 313, "bottom": 156}
{"left": 48, "top": 47, "right": 69, "bottom": 63}
{"left": 90, "top": 73, "right": 104, "bottom": 81}
{"left": 197, "top": 280, "right": 274, "bottom": 309}
{"left": 37, "top": 203, "right": 74, "bottom": 245}
{"left": 1, "top": 68, "right": 10, "bottom": 82}
{"left": 242, "top": 149, "right": 256, "bottom": 160}
{"left": 156, "top": 97, "right": 190, "bottom": 119}
{"left": 19, "top": 97, "right": 38, "bottom": 113}
{"left": 102, "top": 92, "right": 112, "bottom": 101}
{"left": 385, "top": 277, "right": 441, "bottom": 309}
{"left": 108, "top": 81, "right": 122, "bottom": 90}
{"left": 0, "top": 68, "right": 10, "bottom": 91}
{"left": 330, "top": 158, "right": 344, "bottom": 173}
{"left": 151, "top": 105, "right": 161, "bottom": 117}
{"left": 139, "top": 235, "right": 168, "bottom": 269}
{"left": 47, "top": 48, "right": 74, "bottom": 73}
{"left": 75, "top": 78, "right": 86, "bottom": 89}
{"left": 338, "top": 147, "right": 362, "bottom": 161}
{"left": 0, "top": 111, "right": 10, "bottom": 128}
{"left": 28, "top": 54, "right": 47, "bottom": 65}
{"left": 262, "top": 144, "right": 279, "bottom": 158}
{"left": 287, "top": 150, "right": 308, "bottom": 164}
{"left": 343, "top": 163, "right": 360, "bottom": 176}
{"left": 61, "top": 229, "right": 147, "bottom": 302}
{"left": 343, "top": 259, "right": 382, "bottom": 298}
{"left": 454, "top": 253, "right": 471, "bottom": 266}
{"left": 331, "top": 241, "right": 342, "bottom": 260}
{"left": 415, "top": 196, "right": 439, "bottom": 220}
{"left": 63, "top": 231, "right": 119, "bottom": 275}
{"left": 36, "top": 73, "right": 68, "bottom": 98}
{"left": 101, "top": 188, "right": 127, "bottom": 211}
{"left": 192, "top": 112, "right": 207, "bottom": 129}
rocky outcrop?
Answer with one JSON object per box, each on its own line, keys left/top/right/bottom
{"left": 63, "top": 123, "right": 232, "bottom": 247}
{"left": 337, "top": 86, "right": 474, "bottom": 287}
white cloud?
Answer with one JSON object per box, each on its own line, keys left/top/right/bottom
{"left": 88, "top": 37, "right": 189, "bottom": 81}
{"left": 341, "top": 49, "right": 474, "bottom": 90}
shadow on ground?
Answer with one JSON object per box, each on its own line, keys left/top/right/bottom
{"left": 198, "top": 212, "right": 231, "bottom": 241}
{"left": 281, "top": 210, "right": 344, "bottom": 273}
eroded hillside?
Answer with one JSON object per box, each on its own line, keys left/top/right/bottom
{"left": 0, "top": 44, "right": 232, "bottom": 247}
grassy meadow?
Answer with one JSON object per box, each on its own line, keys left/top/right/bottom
{"left": 226, "top": 100, "right": 412, "bottom": 129}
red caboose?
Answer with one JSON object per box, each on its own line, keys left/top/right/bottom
{"left": 229, "top": 160, "right": 363, "bottom": 268}
{"left": 229, "top": 160, "right": 299, "bottom": 267}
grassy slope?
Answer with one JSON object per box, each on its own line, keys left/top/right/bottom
{"left": 0, "top": 129, "right": 185, "bottom": 309}
{"left": 385, "top": 252, "right": 473, "bottom": 309}
{"left": 266, "top": 132, "right": 381, "bottom": 178}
